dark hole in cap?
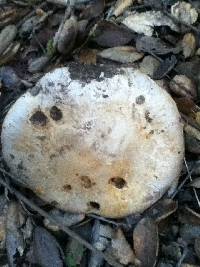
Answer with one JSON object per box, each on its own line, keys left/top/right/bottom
{"left": 80, "top": 176, "right": 93, "bottom": 188}
{"left": 63, "top": 184, "right": 72, "bottom": 191}
{"left": 109, "top": 177, "right": 127, "bottom": 189}
{"left": 30, "top": 111, "right": 48, "bottom": 127}
{"left": 50, "top": 106, "right": 63, "bottom": 121}
{"left": 136, "top": 95, "right": 145, "bottom": 105}
{"left": 88, "top": 201, "right": 100, "bottom": 210}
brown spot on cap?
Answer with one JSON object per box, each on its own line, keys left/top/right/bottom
{"left": 30, "top": 111, "right": 48, "bottom": 127}
{"left": 88, "top": 201, "right": 100, "bottom": 210}
{"left": 109, "top": 177, "right": 127, "bottom": 189}
{"left": 63, "top": 184, "right": 72, "bottom": 191}
{"left": 80, "top": 176, "right": 95, "bottom": 188}
{"left": 50, "top": 106, "right": 63, "bottom": 121}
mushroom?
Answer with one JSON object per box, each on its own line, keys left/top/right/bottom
{"left": 1, "top": 63, "right": 184, "bottom": 218}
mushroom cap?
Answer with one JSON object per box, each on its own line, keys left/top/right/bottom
{"left": 1, "top": 64, "right": 184, "bottom": 218}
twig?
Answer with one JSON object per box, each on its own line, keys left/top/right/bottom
{"left": 171, "top": 165, "right": 194, "bottom": 199}
{"left": 176, "top": 245, "right": 188, "bottom": 267}
{"left": 184, "top": 158, "right": 200, "bottom": 209}
{"left": 0, "top": 168, "right": 123, "bottom": 267}
{"left": 88, "top": 213, "right": 125, "bottom": 227}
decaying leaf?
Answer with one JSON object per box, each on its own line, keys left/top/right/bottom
{"left": 122, "top": 11, "right": 179, "bottom": 36}
{"left": 0, "top": 195, "right": 8, "bottom": 246}
{"left": 88, "top": 220, "right": 109, "bottom": 267}
{"left": 28, "top": 226, "right": 65, "bottom": 267}
{"left": 92, "top": 220, "right": 114, "bottom": 251}
{"left": 54, "top": 15, "right": 78, "bottom": 55}
{"left": 189, "top": 177, "right": 200, "bottom": 188}
{"left": 28, "top": 56, "right": 50, "bottom": 74}
{"left": 162, "top": 242, "right": 182, "bottom": 261}
{"left": 184, "top": 124, "right": 200, "bottom": 142}
{"left": 171, "top": 1, "right": 198, "bottom": 25}
{"left": 0, "top": 25, "right": 17, "bottom": 56}
{"left": 106, "top": 228, "right": 138, "bottom": 266}
{"left": 0, "top": 66, "right": 22, "bottom": 91}
{"left": 80, "top": 0, "right": 104, "bottom": 20}
{"left": 113, "top": 0, "right": 134, "bottom": 17}
{"left": 176, "top": 59, "right": 200, "bottom": 83}
{"left": 133, "top": 217, "right": 158, "bottom": 267}
{"left": 6, "top": 202, "right": 25, "bottom": 267}
{"left": 92, "top": 21, "right": 135, "bottom": 47}
{"left": 180, "top": 224, "right": 200, "bottom": 244}
{"left": 182, "top": 33, "right": 196, "bottom": 58}
{"left": 44, "top": 209, "right": 85, "bottom": 231}
{"left": 136, "top": 36, "right": 180, "bottom": 55}
{"left": 194, "top": 237, "right": 200, "bottom": 260}
{"left": 153, "top": 55, "right": 177, "bottom": 80}
{"left": 98, "top": 46, "right": 144, "bottom": 63}
{"left": 65, "top": 238, "right": 85, "bottom": 267}
{"left": 0, "top": 42, "right": 20, "bottom": 67}
{"left": 139, "top": 55, "right": 160, "bottom": 77}
{"left": 184, "top": 124, "right": 200, "bottom": 153}
{"left": 169, "top": 75, "right": 197, "bottom": 99}
{"left": 144, "top": 198, "right": 178, "bottom": 223}
{"left": 174, "top": 97, "right": 197, "bottom": 115}
{"left": 178, "top": 206, "right": 200, "bottom": 225}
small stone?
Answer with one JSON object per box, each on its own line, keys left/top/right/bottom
{"left": 28, "top": 56, "right": 50, "bottom": 74}
{"left": 139, "top": 55, "right": 160, "bottom": 77}
{"left": 0, "top": 25, "right": 17, "bottom": 55}
{"left": 182, "top": 33, "right": 196, "bottom": 58}
{"left": 171, "top": 1, "right": 198, "bottom": 25}
{"left": 169, "top": 75, "right": 197, "bottom": 99}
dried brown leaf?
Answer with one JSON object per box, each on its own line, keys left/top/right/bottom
{"left": 174, "top": 97, "right": 196, "bottom": 115}
{"left": 107, "top": 228, "right": 137, "bottom": 265}
{"left": 179, "top": 206, "right": 200, "bottom": 225}
{"left": 169, "top": 75, "right": 197, "bottom": 100}
{"left": 136, "top": 36, "right": 179, "bottom": 55}
{"left": 78, "top": 49, "right": 97, "bottom": 65}
{"left": 80, "top": 0, "right": 105, "bottom": 19}
{"left": 182, "top": 33, "right": 196, "bottom": 58}
{"left": 98, "top": 46, "right": 144, "bottom": 63}
{"left": 133, "top": 217, "right": 158, "bottom": 267}
{"left": 144, "top": 198, "right": 178, "bottom": 223}
{"left": 113, "top": 0, "right": 134, "bottom": 17}
{"left": 92, "top": 21, "right": 135, "bottom": 47}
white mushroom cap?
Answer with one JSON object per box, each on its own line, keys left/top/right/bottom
{"left": 1, "top": 64, "right": 184, "bottom": 218}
